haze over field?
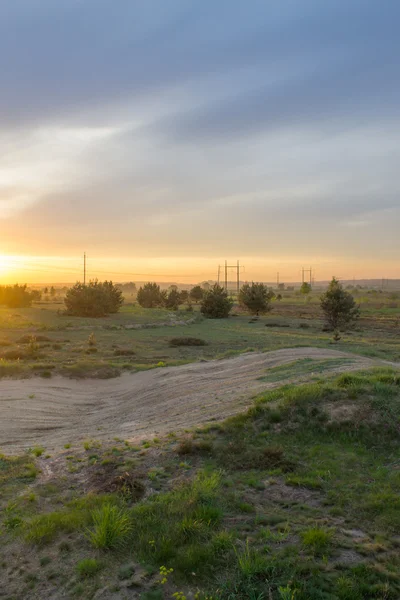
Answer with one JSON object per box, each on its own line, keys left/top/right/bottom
{"left": 0, "top": 1, "right": 399, "bottom": 282}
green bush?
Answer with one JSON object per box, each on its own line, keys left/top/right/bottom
{"left": 164, "top": 288, "right": 181, "bottom": 310}
{"left": 200, "top": 284, "right": 233, "bottom": 319}
{"left": 239, "top": 282, "right": 275, "bottom": 316}
{"left": 64, "top": 280, "right": 123, "bottom": 317}
{"left": 137, "top": 282, "right": 165, "bottom": 308}
{"left": 189, "top": 285, "right": 204, "bottom": 303}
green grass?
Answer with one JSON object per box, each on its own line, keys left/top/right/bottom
{"left": 76, "top": 558, "right": 102, "bottom": 578}
{"left": 258, "top": 357, "right": 353, "bottom": 382}
{"left": 88, "top": 503, "right": 131, "bottom": 550}
{"left": 0, "top": 291, "right": 400, "bottom": 380}
{"left": 1, "top": 367, "right": 400, "bottom": 598}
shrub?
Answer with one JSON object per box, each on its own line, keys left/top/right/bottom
{"left": 300, "top": 282, "right": 312, "bottom": 295}
{"left": 189, "top": 285, "right": 204, "bottom": 303}
{"left": 320, "top": 277, "right": 360, "bottom": 331}
{"left": 200, "top": 284, "right": 233, "bottom": 319}
{"left": 64, "top": 280, "right": 123, "bottom": 317}
{"left": 137, "top": 283, "right": 165, "bottom": 308}
{"left": 239, "top": 282, "right": 275, "bottom": 316}
{"left": 87, "top": 504, "right": 131, "bottom": 550}
{"left": 164, "top": 288, "right": 181, "bottom": 310}
{"left": 169, "top": 337, "right": 207, "bottom": 347}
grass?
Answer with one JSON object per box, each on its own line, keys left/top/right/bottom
{"left": 88, "top": 503, "right": 131, "bottom": 549}
{"left": 0, "top": 290, "right": 400, "bottom": 380}
{"left": 258, "top": 357, "right": 353, "bottom": 382}
{"left": 301, "top": 527, "right": 332, "bottom": 555}
{"left": 76, "top": 558, "right": 102, "bottom": 578}
{"left": 0, "top": 367, "right": 399, "bottom": 598}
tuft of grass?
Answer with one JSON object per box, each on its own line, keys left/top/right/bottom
{"left": 76, "top": 558, "right": 102, "bottom": 578}
{"left": 301, "top": 527, "right": 332, "bottom": 555}
{"left": 234, "top": 540, "right": 268, "bottom": 578}
{"left": 87, "top": 504, "right": 131, "bottom": 550}
{"left": 31, "top": 446, "right": 45, "bottom": 457}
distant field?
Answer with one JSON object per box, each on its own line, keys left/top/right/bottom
{"left": 0, "top": 290, "right": 399, "bottom": 380}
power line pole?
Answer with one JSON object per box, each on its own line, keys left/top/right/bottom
{"left": 277, "top": 272, "right": 279, "bottom": 288}
{"left": 237, "top": 260, "right": 240, "bottom": 295}
{"left": 217, "top": 265, "right": 221, "bottom": 285}
{"left": 84, "top": 252, "right": 86, "bottom": 285}
{"left": 225, "top": 260, "right": 228, "bottom": 292}
{"left": 302, "top": 267, "right": 313, "bottom": 287}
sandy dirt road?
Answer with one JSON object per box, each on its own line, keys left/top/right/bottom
{"left": 0, "top": 348, "right": 391, "bottom": 453}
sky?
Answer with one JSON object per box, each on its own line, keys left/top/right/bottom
{"left": 0, "top": 0, "right": 399, "bottom": 284}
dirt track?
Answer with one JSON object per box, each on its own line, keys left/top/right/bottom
{"left": 0, "top": 348, "right": 390, "bottom": 453}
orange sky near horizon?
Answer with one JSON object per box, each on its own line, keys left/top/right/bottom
{"left": 0, "top": 254, "right": 398, "bottom": 285}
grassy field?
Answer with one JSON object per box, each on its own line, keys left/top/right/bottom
{"left": 1, "top": 368, "right": 399, "bottom": 599}
{"left": 0, "top": 289, "right": 399, "bottom": 380}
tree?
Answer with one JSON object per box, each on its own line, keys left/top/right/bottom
{"left": 0, "top": 284, "right": 35, "bottom": 308}
{"left": 50, "top": 286, "right": 56, "bottom": 297}
{"left": 189, "top": 285, "right": 204, "bottom": 303}
{"left": 200, "top": 284, "right": 233, "bottom": 318}
{"left": 64, "top": 280, "right": 123, "bottom": 317}
{"left": 239, "top": 282, "right": 275, "bottom": 316}
{"left": 136, "top": 282, "right": 164, "bottom": 308}
{"left": 30, "top": 289, "right": 42, "bottom": 302}
{"left": 320, "top": 277, "right": 360, "bottom": 331}
{"left": 300, "top": 282, "right": 312, "bottom": 295}
{"left": 164, "top": 288, "right": 181, "bottom": 310}
{"left": 179, "top": 289, "right": 189, "bottom": 303}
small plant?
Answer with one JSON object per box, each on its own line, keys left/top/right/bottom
{"left": 40, "top": 556, "right": 51, "bottom": 567}
{"left": 27, "top": 336, "right": 39, "bottom": 356}
{"left": 159, "top": 565, "right": 173, "bottom": 584}
{"left": 301, "top": 527, "right": 332, "bottom": 555}
{"left": 278, "top": 585, "right": 297, "bottom": 599}
{"left": 234, "top": 540, "right": 267, "bottom": 577}
{"left": 118, "top": 563, "right": 135, "bottom": 580}
{"left": 87, "top": 504, "right": 131, "bottom": 550}
{"left": 32, "top": 446, "right": 45, "bottom": 457}
{"left": 76, "top": 558, "right": 102, "bottom": 578}
{"left": 64, "top": 443, "right": 71, "bottom": 449}
{"left": 88, "top": 332, "right": 96, "bottom": 346}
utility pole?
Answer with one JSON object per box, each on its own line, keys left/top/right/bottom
{"left": 83, "top": 252, "right": 86, "bottom": 285}
{"left": 220, "top": 260, "right": 244, "bottom": 292}
{"left": 277, "top": 272, "right": 279, "bottom": 288}
{"left": 302, "top": 267, "right": 313, "bottom": 287}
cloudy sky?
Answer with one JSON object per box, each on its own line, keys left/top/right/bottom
{"left": 0, "top": 0, "right": 399, "bottom": 283}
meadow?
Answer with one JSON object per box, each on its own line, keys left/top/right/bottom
{"left": 0, "top": 288, "right": 399, "bottom": 599}
{"left": 0, "top": 288, "right": 399, "bottom": 381}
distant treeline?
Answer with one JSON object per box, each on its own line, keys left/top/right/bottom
{"left": 0, "top": 284, "right": 41, "bottom": 308}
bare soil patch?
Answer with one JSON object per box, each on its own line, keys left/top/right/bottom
{"left": 0, "top": 347, "right": 389, "bottom": 453}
